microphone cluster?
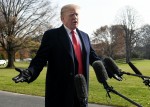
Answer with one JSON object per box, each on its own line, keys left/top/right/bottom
{"left": 92, "top": 59, "right": 142, "bottom": 107}
{"left": 74, "top": 56, "right": 148, "bottom": 107}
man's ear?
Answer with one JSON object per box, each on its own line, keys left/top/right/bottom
{"left": 61, "top": 16, "right": 64, "bottom": 22}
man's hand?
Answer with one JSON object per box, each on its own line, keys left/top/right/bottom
{"left": 12, "top": 68, "right": 32, "bottom": 83}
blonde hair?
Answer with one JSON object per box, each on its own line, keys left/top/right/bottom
{"left": 61, "top": 4, "right": 80, "bottom": 17}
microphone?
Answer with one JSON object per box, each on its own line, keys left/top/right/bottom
{"left": 74, "top": 74, "right": 88, "bottom": 107}
{"left": 128, "top": 61, "right": 150, "bottom": 87}
{"left": 103, "top": 57, "right": 122, "bottom": 81}
{"left": 128, "top": 62, "right": 143, "bottom": 77}
{"left": 92, "top": 60, "right": 110, "bottom": 90}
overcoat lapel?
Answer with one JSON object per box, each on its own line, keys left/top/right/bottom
{"left": 58, "top": 26, "right": 74, "bottom": 60}
{"left": 76, "top": 29, "right": 88, "bottom": 54}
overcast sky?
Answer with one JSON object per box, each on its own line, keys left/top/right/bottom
{"left": 54, "top": 0, "right": 150, "bottom": 36}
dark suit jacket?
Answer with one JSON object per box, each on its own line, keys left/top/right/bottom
{"left": 28, "top": 25, "right": 100, "bottom": 107}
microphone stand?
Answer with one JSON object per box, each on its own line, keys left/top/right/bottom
{"left": 120, "top": 71, "right": 150, "bottom": 87}
{"left": 121, "top": 71, "right": 150, "bottom": 79}
{"left": 121, "top": 72, "right": 150, "bottom": 87}
{"left": 121, "top": 61, "right": 150, "bottom": 87}
{"left": 103, "top": 82, "right": 142, "bottom": 107}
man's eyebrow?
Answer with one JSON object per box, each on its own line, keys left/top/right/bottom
{"left": 69, "top": 12, "right": 78, "bottom": 15}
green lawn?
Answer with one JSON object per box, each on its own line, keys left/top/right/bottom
{"left": 0, "top": 60, "right": 150, "bottom": 107}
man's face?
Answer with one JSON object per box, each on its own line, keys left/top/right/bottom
{"left": 61, "top": 8, "right": 79, "bottom": 30}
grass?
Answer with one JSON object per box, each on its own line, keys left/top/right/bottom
{"left": 0, "top": 62, "right": 46, "bottom": 96}
{"left": 0, "top": 60, "right": 150, "bottom": 107}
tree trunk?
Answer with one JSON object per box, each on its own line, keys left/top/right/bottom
{"left": 6, "top": 51, "right": 15, "bottom": 68}
{"left": 125, "top": 34, "right": 131, "bottom": 63}
{"left": 126, "top": 44, "right": 130, "bottom": 63}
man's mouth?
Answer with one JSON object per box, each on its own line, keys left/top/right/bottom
{"left": 73, "top": 21, "right": 78, "bottom": 24}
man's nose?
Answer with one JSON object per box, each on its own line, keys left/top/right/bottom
{"left": 73, "top": 14, "right": 78, "bottom": 19}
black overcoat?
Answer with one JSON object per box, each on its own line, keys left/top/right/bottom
{"left": 28, "top": 25, "right": 100, "bottom": 107}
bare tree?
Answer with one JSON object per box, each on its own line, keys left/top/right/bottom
{"left": 109, "top": 25, "right": 126, "bottom": 59}
{"left": 92, "top": 26, "right": 112, "bottom": 56}
{"left": 136, "top": 24, "right": 150, "bottom": 47}
{"left": 115, "top": 6, "right": 141, "bottom": 62}
{"left": 92, "top": 25, "right": 125, "bottom": 59}
{"left": 135, "top": 24, "right": 150, "bottom": 59}
{"left": 0, "top": 0, "right": 57, "bottom": 68}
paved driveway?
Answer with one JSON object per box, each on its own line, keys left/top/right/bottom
{"left": 0, "top": 91, "right": 114, "bottom": 107}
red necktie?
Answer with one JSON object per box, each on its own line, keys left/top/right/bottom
{"left": 71, "top": 30, "right": 83, "bottom": 74}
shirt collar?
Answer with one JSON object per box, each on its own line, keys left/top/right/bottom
{"left": 64, "top": 25, "right": 77, "bottom": 34}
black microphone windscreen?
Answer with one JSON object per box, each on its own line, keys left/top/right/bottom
{"left": 128, "top": 62, "right": 143, "bottom": 75}
{"left": 92, "top": 60, "right": 108, "bottom": 83}
{"left": 74, "top": 74, "right": 88, "bottom": 100}
{"left": 103, "top": 57, "right": 122, "bottom": 77}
